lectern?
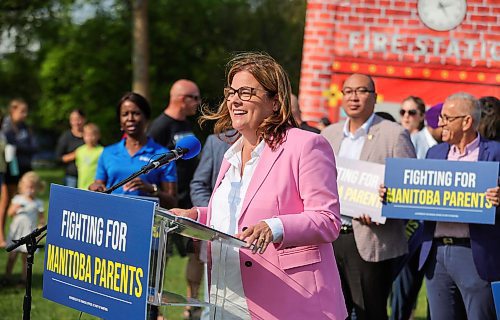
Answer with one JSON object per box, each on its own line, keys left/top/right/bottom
{"left": 43, "top": 185, "right": 246, "bottom": 320}
{"left": 148, "top": 206, "right": 247, "bottom": 309}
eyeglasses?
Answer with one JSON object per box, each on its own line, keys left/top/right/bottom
{"left": 341, "top": 87, "right": 375, "bottom": 96}
{"left": 438, "top": 114, "right": 468, "bottom": 123}
{"left": 182, "top": 94, "right": 201, "bottom": 102}
{"left": 399, "top": 109, "right": 418, "bottom": 116}
{"left": 224, "top": 86, "right": 267, "bottom": 101}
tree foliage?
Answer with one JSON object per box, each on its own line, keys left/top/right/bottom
{"left": 0, "top": 0, "right": 306, "bottom": 143}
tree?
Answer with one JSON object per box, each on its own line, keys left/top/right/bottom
{"left": 0, "top": 0, "right": 72, "bottom": 109}
{"left": 1, "top": 0, "right": 306, "bottom": 144}
{"left": 132, "top": 0, "right": 150, "bottom": 100}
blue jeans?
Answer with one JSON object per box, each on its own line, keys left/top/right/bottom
{"left": 390, "top": 247, "right": 426, "bottom": 320}
{"left": 425, "top": 242, "right": 495, "bottom": 320}
{"left": 64, "top": 175, "right": 77, "bottom": 188}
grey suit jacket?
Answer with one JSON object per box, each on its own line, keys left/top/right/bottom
{"left": 190, "top": 133, "right": 231, "bottom": 207}
{"left": 322, "top": 114, "right": 416, "bottom": 262}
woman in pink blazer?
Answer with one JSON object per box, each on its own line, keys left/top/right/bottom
{"left": 172, "top": 52, "right": 346, "bottom": 320}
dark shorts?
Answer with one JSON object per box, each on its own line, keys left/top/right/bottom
{"left": 4, "top": 165, "right": 31, "bottom": 185}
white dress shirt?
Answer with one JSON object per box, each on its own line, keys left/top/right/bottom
{"left": 209, "top": 138, "right": 281, "bottom": 319}
{"left": 338, "top": 113, "right": 375, "bottom": 161}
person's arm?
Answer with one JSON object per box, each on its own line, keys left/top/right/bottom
{"left": 190, "top": 136, "right": 216, "bottom": 207}
{"left": 159, "top": 181, "right": 177, "bottom": 208}
{"left": 157, "top": 160, "right": 178, "bottom": 208}
{"left": 56, "top": 132, "right": 75, "bottom": 163}
{"left": 89, "top": 179, "right": 106, "bottom": 192}
{"left": 61, "top": 152, "right": 76, "bottom": 163}
{"left": 7, "top": 203, "right": 22, "bottom": 217}
{"left": 37, "top": 201, "right": 45, "bottom": 226}
{"left": 239, "top": 135, "right": 342, "bottom": 250}
{"left": 486, "top": 186, "right": 500, "bottom": 207}
{"left": 89, "top": 151, "right": 107, "bottom": 191}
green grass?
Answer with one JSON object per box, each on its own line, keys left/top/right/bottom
{"left": 0, "top": 168, "right": 429, "bottom": 319}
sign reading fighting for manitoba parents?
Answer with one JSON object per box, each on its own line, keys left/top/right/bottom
{"left": 43, "top": 185, "right": 156, "bottom": 319}
{"left": 382, "top": 159, "right": 498, "bottom": 224}
{"left": 336, "top": 157, "right": 386, "bottom": 224}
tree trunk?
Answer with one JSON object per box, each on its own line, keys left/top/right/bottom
{"left": 132, "top": 0, "right": 149, "bottom": 100}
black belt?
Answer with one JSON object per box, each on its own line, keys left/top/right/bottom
{"left": 340, "top": 225, "right": 353, "bottom": 234}
{"left": 434, "top": 237, "right": 470, "bottom": 246}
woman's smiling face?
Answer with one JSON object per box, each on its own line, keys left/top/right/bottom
{"left": 227, "top": 70, "right": 275, "bottom": 139}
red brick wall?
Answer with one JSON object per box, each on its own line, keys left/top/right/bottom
{"left": 300, "top": 0, "right": 500, "bottom": 123}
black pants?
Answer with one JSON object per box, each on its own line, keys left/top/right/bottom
{"left": 334, "top": 232, "right": 398, "bottom": 320}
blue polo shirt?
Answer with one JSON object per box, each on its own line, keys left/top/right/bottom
{"left": 95, "top": 137, "right": 177, "bottom": 195}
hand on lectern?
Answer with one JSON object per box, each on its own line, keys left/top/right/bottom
{"left": 170, "top": 207, "right": 198, "bottom": 220}
{"left": 237, "top": 221, "right": 273, "bottom": 254}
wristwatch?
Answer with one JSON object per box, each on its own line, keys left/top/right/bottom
{"left": 151, "top": 183, "right": 159, "bottom": 196}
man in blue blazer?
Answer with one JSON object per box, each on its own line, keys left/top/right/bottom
{"left": 418, "top": 93, "right": 500, "bottom": 320}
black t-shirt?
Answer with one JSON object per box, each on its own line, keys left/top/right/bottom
{"left": 55, "top": 130, "right": 84, "bottom": 176}
{"left": 148, "top": 113, "right": 199, "bottom": 209}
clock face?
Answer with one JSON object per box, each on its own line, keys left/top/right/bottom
{"left": 418, "top": 0, "right": 467, "bottom": 31}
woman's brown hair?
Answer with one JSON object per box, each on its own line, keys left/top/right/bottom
{"left": 200, "top": 52, "right": 298, "bottom": 150}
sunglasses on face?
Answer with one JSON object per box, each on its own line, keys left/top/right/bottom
{"left": 183, "top": 94, "right": 201, "bottom": 102}
{"left": 399, "top": 109, "right": 418, "bottom": 116}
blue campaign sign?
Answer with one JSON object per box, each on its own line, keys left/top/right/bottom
{"left": 43, "top": 185, "right": 156, "bottom": 319}
{"left": 493, "top": 281, "right": 500, "bottom": 320}
{"left": 382, "top": 158, "right": 498, "bottom": 224}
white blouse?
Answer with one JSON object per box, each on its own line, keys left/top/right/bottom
{"left": 209, "top": 138, "right": 265, "bottom": 320}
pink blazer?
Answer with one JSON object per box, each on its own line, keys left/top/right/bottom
{"left": 198, "top": 128, "right": 347, "bottom": 320}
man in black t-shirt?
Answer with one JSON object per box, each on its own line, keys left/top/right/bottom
{"left": 148, "top": 79, "right": 201, "bottom": 209}
{"left": 148, "top": 80, "right": 202, "bottom": 319}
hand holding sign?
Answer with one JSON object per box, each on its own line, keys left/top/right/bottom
{"left": 354, "top": 214, "right": 381, "bottom": 226}
{"left": 336, "top": 158, "right": 386, "bottom": 224}
{"left": 485, "top": 186, "right": 500, "bottom": 206}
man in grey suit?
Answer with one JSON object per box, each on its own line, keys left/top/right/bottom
{"left": 190, "top": 133, "right": 232, "bottom": 206}
{"left": 321, "top": 73, "right": 416, "bottom": 320}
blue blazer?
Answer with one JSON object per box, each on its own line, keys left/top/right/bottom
{"left": 418, "top": 138, "right": 500, "bottom": 282}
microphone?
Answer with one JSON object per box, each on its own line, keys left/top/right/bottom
{"left": 143, "top": 135, "right": 201, "bottom": 171}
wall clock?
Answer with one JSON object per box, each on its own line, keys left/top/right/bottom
{"left": 417, "top": 0, "right": 467, "bottom": 31}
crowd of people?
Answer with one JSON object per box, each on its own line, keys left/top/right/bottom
{"left": 0, "top": 51, "right": 499, "bottom": 320}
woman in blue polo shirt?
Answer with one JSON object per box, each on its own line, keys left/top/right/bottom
{"left": 89, "top": 92, "right": 177, "bottom": 208}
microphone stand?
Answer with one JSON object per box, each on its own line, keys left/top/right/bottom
{"left": 6, "top": 225, "right": 47, "bottom": 320}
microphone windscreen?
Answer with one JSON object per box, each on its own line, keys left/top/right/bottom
{"left": 176, "top": 135, "right": 201, "bottom": 160}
